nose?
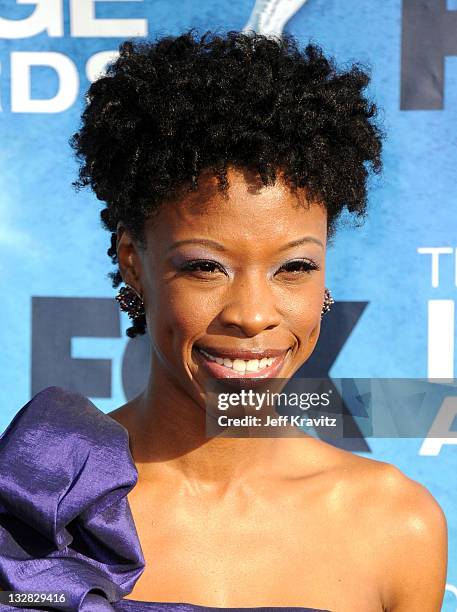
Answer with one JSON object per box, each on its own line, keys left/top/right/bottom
{"left": 217, "top": 272, "right": 281, "bottom": 337}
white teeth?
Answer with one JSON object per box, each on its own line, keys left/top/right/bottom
{"left": 246, "top": 359, "right": 259, "bottom": 372}
{"left": 197, "top": 348, "right": 278, "bottom": 372}
{"left": 232, "top": 359, "right": 247, "bottom": 373}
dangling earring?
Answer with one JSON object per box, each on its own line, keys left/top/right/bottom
{"left": 115, "top": 284, "right": 145, "bottom": 320}
{"left": 321, "top": 287, "right": 334, "bottom": 318}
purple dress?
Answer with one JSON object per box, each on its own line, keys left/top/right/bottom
{"left": 0, "top": 387, "right": 331, "bottom": 612}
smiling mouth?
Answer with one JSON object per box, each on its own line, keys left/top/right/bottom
{"left": 193, "top": 346, "right": 291, "bottom": 379}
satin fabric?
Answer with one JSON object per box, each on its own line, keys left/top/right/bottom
{"left": 0, "top": 386, "right": 330, "bottom": 612}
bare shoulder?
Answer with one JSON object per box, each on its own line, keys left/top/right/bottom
{"left": 329, "top": 449, "right": 448, "bottom": 611}
{"left": 108, "top": 395, "right": 143, "bottom": 432}
{"left": 324, "top": 445, "right": 445, "bottom": 513}
{"left": 347, "top": 452, "right": 447, "bottom": 536}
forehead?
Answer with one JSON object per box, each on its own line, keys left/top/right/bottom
{"left": 145, "top": 166, "right": 327, "bottom": 247}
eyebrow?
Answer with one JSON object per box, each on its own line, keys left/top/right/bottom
{"left": 168, "top": 236, "right": 324, "bottom": 252}
{"left": 278, "top": 236, "right": 324, "bottom": 250}
{"left": 168, "top": 239, "right": 227, "bottom": 252}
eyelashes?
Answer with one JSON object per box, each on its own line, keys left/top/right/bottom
{"left": 180, "top": 260, "right": 226, "bottom": 274}
{"left": 179, "top": 258, "right": 320, "bottom": 276}
{"left": 278, "top": 259, "right": 320, "bottom": 274}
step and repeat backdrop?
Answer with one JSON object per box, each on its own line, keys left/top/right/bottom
{"left": 1, "top": 0, "right": 456, "bottom": 607}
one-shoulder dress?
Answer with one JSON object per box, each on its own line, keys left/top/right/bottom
{"left": 0, "top": 386, "right": 332, "bottom": 612}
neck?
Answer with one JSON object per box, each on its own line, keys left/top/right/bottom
{"left": 114, "top": 352, "right": 315, "bottom": 494}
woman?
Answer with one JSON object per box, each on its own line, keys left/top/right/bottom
{"left": 0, "top": 30, "right": 447, "bottom": 612}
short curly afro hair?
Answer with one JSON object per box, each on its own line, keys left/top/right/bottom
{"left": 70, "top": 28, "right": 384, "bottom": 338}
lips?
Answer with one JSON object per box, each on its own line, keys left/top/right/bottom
{"left": 193, "top": 345, "right": 290, "bottom": 379}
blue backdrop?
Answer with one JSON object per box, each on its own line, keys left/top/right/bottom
{"left": 1, "top": 0, "right": 456, "bottom": 607}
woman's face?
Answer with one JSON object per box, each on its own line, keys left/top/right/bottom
{"left": 119, "top": 166, "right": 327, "bottom": 405}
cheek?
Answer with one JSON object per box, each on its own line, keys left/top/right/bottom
{"left": 279, "top": 286, "right": 323, "bottom": 361}
{"left": 146, "top": 284, "right": 220, "bottom": 353}
{"left": 281, "top": 286, "right": 323, "bottom": 330}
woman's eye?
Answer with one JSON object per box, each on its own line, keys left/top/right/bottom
{"left": 180, "top": 260, "right": 226, "bottom": 275}
{"left": 277, "top": 259, "right": 320, "bottom": 275}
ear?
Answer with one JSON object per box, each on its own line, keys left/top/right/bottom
{"left": 116, "top": 222, "right": 143, "bottom": 295}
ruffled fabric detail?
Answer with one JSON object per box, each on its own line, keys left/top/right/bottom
{"left": 0, "top": 386, "right": 145, "bottom": 611}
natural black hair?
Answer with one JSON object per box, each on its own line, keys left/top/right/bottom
{"left": 70, "top": 28, "right": 384, "bottom": 338}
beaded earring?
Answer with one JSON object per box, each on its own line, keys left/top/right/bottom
{"left": 321, "top": 287, "right": 334, "bottom": 318}
{"left": 115, "top": 284, "right": 145, "bottom": 320}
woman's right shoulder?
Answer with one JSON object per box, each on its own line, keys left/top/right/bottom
{"left": 1, "top": 386, "right": 114, "bottom": 440}
{"left": 0, "top": 385, "right": 136, "bottom": 493}
{"left": 0, "top": 386, "right": 135, "bottom": 465}
{"left": 0, "top": 386, "right": 145, "bottom": 608}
